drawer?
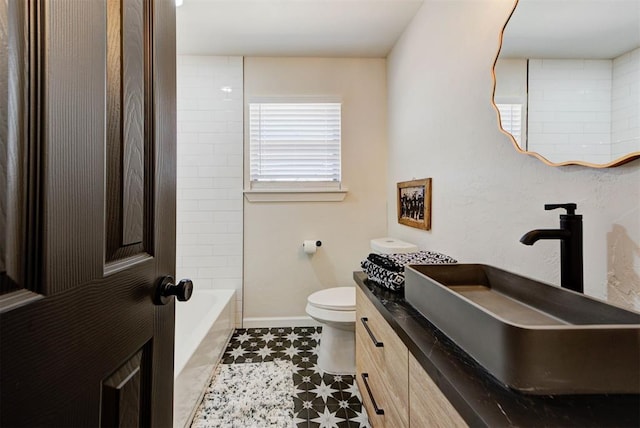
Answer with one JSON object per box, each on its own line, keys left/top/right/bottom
{"left": 356, "top": 286, "right": 409, "bottom": 427}
{"left": 356, "top": 287, "right": 407, "bottom": 365}
{"left": 356, "top": 338, "right": 387, "bottom": 427}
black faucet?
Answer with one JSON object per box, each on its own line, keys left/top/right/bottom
{"left": 520, "top": 203, "right": 583, "bottom": 293}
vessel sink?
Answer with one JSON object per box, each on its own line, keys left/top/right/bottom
{"left": 404, "top": 264, "right": 640, "bottom": 395}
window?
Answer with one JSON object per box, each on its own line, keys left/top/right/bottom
{"left": 496, "top": 103, "right": 523, "bottom": 146}
{"left": 249, "top": 101, "right": 342, "bottom": 188}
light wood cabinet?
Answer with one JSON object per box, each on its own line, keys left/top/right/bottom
{"left": 356, "top": 286, "right": 409, "bottom": 427}
{"left": 356, "top": 286, "right": 468, "bottom": 428}
{"left": 409, "top": 354, "right": 468, "bottom": 428}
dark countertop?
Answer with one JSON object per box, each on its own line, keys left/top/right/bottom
{"left": 354, "top": 272, "right": 640, "bottom": 427}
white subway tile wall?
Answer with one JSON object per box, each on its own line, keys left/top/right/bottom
{"left": 176, "top": 56, "right": 244, "bottom": 326}
{"left": 612, "top": 48, "right": 640, "bottom": 158}
{"left": 528, "top": 59, "right": 612, "bottom": 164}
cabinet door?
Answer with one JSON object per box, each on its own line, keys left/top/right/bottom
{"left": 409, "top": 354, "right": 468, "bottom": 428}
{"left": 356, "top": 287, "right": 409, "bottom": 427}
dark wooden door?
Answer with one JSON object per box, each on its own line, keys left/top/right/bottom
{"left": 0, "top": 0, "right": 177, "bottom": 426}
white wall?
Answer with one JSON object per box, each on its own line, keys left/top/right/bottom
{"left": 176, "top": 56, "right": 244, "bottom": 326}
{"left": 243, "top": 57, "right": 388, "bottom": 323}
{"left": 612, "top": 48, "right": 640, "bottom": 159}
{"left": 387, "top": 0, "right": 640, "bottom": 310}
{"left": 528, "top": 59, "right": 612, "bottom": 164}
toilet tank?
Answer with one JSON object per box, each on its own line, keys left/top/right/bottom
{"left": 370, "top": 237, "right": 418, "bottom": 254}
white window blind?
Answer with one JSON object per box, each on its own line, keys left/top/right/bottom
{"left": 496, "top": 103, "right": 522, "bottom": 145}
{"left": 249, "top": 102, "right": 341, "bottom": 184}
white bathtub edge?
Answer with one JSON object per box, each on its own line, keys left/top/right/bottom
{"left": 174, "top": 290, "right": 236, "bottom": 428}
{"left": 176, "top": 328, "right": 234, "bottom": 428}
{"left": 174, "top": 289, "right": 236, "bottom": 376}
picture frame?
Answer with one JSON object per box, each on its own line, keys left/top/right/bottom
{"left": 397, "top": 178, "right": 432, "bottom": 230}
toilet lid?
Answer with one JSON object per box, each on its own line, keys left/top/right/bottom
{"left": 307, "top": 287, "right": 356, "bottom": 311}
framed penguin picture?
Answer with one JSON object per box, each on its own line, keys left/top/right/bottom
{"left": 397, "top": 178, "right": 432, "bottom": 230}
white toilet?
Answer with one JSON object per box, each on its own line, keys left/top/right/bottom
{"left": 306, "top": 287, "right": 356, "bottom": 374}
{"left": 305, "top": 237, "right": 417, "bottom": 374}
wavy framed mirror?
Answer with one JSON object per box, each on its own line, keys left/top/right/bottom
{"left": 493, "top": 0, "right": 640, "bottom": 167}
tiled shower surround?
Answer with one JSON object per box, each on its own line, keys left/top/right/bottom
{"left": 217, "top": 327, "right": 371, "bottom": 427}
{"left": 612, "top": 48, "right": 640, "bottom": 158}
{"left": 527, "top": 58, "right": 613, "bottom": 164}
{"left": 527, "top": 51, "right": 640, "bottom": 164}
{"left": 176, "top": 56, "right": 244, "bottom": 325}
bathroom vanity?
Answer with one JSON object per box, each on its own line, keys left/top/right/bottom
{"left": 353, "top": 272, "right": 640, "bottom": 427}
{"left": 356, "top": 284, "right": 466, "bottom": 427}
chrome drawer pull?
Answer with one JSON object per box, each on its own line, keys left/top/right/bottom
{"left": 360, "top": 317, "right": 384, "bottom": 347}
{"left": 361, "top": 373, "right": 384, "bottom": 415}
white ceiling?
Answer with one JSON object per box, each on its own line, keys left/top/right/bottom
{"left": 176, "top": 0, "right": 424, "bottom": 57}
{"left": 500, "top": 0, "right": 640, "bottom": 59}
{"left": 177, "top": 0, "right": 640, "bottom": 60}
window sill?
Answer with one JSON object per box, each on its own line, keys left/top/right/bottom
{"left": 243, "top": 187, "right": 348, "bottom": 202}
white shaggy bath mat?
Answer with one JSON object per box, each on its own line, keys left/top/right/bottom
{"left": 190, "top": 360, "right": 295, "bottom": 428}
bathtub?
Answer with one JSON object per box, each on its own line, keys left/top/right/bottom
{"left": 174, "top": 289, "right": 236, "bottom": 428}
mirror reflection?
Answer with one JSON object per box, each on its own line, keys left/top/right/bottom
{"left": 494, "top": 0, "right": 640, "bottom": 166}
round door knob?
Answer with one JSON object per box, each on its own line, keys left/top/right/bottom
{"left": 154, "top": 276, "right": 193, "bottom": 305}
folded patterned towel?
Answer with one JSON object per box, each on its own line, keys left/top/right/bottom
{"left": 361, "top": 250, "right": 457, "bottom": 292}
{"left": 367, "top": 253, "right": 404, "bottom": 272}
{"left": 361, "top": 259, "right": 406, "bottom": 291}
{"left": 382, "top": 250, "right": 457, "bottom": 266}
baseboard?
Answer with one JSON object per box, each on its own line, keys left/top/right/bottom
{"left": 242, "top": 316, "right": 321, "bottom": 328}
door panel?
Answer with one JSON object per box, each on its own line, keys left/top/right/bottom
{"left": 0, "top": 0, "right": 177, "bottom": 426}
{"left": 120, "top": 0, "right": 146, "bottom": 247}
{"left": 1, "top": 269, "right": 156, "bottom": 426}
{"left": 106, "top": 0, "right": 153, "bottom": 263}
{"left": 42, "top": 0, "right": 106, "bottom": 295}
{"left": 0, "top": 0, "right": 29, "bottom": 294}
{"left": 101, "top": 346, "right": 152, "bottom": 428}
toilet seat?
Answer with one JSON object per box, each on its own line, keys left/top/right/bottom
{"left": 307, "top": 287, "right": 355, "bottom": 311}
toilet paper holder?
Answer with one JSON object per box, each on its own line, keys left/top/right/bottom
{"left": 303, "top": 240, "right": 322, "bottom": 254}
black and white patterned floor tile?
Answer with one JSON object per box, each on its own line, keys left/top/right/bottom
{"left": 220, "top": 327, "right": 371, "bottom": 428}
